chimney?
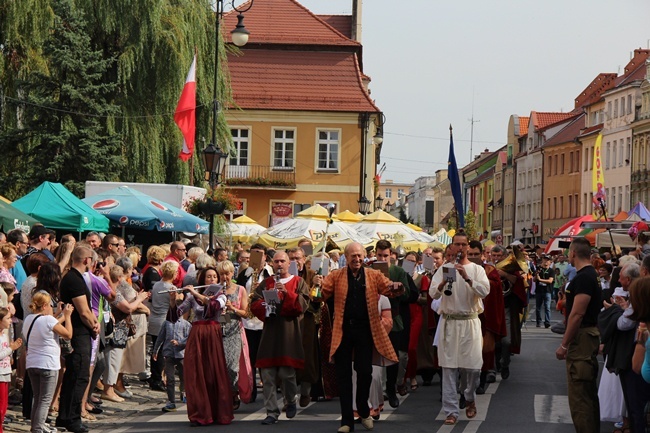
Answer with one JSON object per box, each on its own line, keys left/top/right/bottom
{"left": 351, "top": 0, "right": 362, "bottom": 42}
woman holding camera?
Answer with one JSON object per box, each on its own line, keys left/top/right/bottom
{"left": 24, "top": 292, "right": 73, "bottom": 433}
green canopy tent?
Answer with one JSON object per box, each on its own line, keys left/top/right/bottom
{"left": 12, "top": 182, "right": 109, "bottom": 233}
{"left": 0, "top": 200, "right": 41, "bottom": 234}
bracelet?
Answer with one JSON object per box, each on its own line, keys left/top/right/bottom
{"left": 560, "top": 344, "right": 568, "bottom": 351}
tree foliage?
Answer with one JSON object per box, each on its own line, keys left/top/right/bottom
{"left": 463, "top": 210, "right": 478, "bottom": 241}
{"left": 0, "top": 0, "right": 235, "bottom": 198}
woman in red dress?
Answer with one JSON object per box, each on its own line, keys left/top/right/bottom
{"left": 181, "top": 268, "right": 233, "bottom": 426}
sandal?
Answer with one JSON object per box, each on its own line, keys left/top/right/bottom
{"left": 466, "top": 401, "right": 477, "bottom": 419}
{"left": 410, "top": 381, "right": 418, "bottom": 391}
{"left": 444, "top": 415, "right": 457, "bottom": 425}
{"left": 81, "top": 411, "right": 96, "bottom": 421}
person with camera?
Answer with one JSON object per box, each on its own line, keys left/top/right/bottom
{"left": 56, "top": 245, "right": 100, "bottom": 433}
{"left": 250, "top": 251, "right": 310, "bottom": 426}
{"left": 535, "top": 255, "right": 554, "bottom": 328}
{"left": 429, "top": 232, "right": 489, "bottom": 426}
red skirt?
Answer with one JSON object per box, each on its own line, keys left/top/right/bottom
{"left": 184, "top": 320, "right": 233, "bottom": 425}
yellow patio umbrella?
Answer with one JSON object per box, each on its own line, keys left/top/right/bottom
{"left": 351, "top": 210, "right": 432, "bottom": 251}
{"left": 256, "top": 205, "right": 372, "bottom": 250}
{"left": 407, "top": 222, "right": 423, "bottom": 232}
{"left": 224, "top": 215, "right": 266, "bottom": 244}
{"left": 335, "top": 209, "right": 362, "bottom": 223}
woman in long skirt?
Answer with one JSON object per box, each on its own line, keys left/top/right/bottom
{"left": 182, "top": 268, "right": 233, "bottom": 426}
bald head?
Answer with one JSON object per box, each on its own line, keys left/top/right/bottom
{"left": 345, "top": 242, "right": 365, "bottom": 272}
{"left": 273, "top": 250, "right": 290, "bottom": 277}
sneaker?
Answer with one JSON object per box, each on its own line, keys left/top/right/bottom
{"left": 181, "top": 393, "right": 187, "bottom": 403}
{"left": 261, "top": 415, "right": 277, "bottom": 425}
{"left": 285, "top": 403, "right": 297, "bottom": 419}
{"left": 43, "top": 426, "right": 58, "bottom": 433}
{"left": 162, "top": 402, "right": 177, "bottom": 413}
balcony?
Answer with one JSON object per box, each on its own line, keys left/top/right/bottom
{"left": 223, "top": 165, "right": 296, "bottom": 189}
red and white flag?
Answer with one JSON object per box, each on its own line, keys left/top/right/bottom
{"left": 175, "top": 55, "right": 197, "bottom": 162}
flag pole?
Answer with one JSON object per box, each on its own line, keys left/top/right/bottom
{"left": 451, "top": 125, "right": 458, "bottom": 230}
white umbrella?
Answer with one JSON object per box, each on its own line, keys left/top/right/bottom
{"left": 224, "top": 215, "right": 266, "bottom": 243}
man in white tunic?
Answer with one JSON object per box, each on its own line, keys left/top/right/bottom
{"left": 429, "top": 232, "right": 489, "bottom": 425}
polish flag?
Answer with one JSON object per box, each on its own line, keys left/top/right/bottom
{"left": 175, "top": 55, "right": 197, "bottom": 162}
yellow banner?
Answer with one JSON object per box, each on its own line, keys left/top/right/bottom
{"left": 592, "top": 134, "right": 606, "bottom": 219}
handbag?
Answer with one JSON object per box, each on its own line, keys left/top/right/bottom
{"left": 110, "top": 320, "right": 129, "bottom": 348}
{"left": 125, "top": 314, "right": 136, "bottom": 337}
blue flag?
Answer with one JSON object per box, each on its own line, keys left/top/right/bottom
{"left": 448, "top": 126, "right": 465, "bottom": 227}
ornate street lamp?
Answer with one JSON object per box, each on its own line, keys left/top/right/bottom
{"left": 203, "top": 0, "right": 254, "bottom": 255}
{"left": 521, "top": 227, "right": 527, "bottom": 242}
{"left": 385, "top": 201, "right": 394, "bottom": 213}
{"left": 358, "top": 196, "right": 371, "bottom": 215}
{"left": 374, "top": 195, "right": 384, "bottom": 211}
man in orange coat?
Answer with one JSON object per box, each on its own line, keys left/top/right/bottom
{"left": 319, "top": 242, "right": 403, "bottom": 433}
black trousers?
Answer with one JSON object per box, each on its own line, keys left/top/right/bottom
{"left": 334, "top": 324, "right": 373, "bottom": 428}
{"left": 245, "top": 328, "right": 262, "bottom": 402}
{"left": 56, "top": 332, "right": 91, "bottom": 428}
{"left": 620, "top": 368, "right": 650, "bottom": 433}
{"left": 149, "top": 334, "right": 164, "bottom": 384}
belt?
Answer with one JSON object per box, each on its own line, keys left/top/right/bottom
{"left": 443, "top": 312, "right": 479, "bottom": 320}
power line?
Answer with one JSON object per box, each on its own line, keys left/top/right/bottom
{"left": 385, "top": 131, "right": 502, "bottom": 145}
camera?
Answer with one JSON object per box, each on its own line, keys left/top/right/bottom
{"left": 97, "top": 262, "right": 106, "bottom": 268}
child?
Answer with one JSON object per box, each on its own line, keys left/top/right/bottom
{"left": 153, "top": 308, "right": 191, "bottom": 412}
{"left": 0, "top": 307, "right": 22, "bottom": 432}
{"left": 0, "top": 283, "right": 16, "bottom": 317}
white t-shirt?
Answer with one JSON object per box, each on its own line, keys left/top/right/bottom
{"left": 23, "top": 314, "right": 61, "bottom": 371}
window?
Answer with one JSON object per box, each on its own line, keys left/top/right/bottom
{"left": 559, "top": 196, "right": 564, "bottom": 218}
{"left": 385, "top": 188, "right": 392, "bottom": 199}
{"left": 569, "top": 195, "right": 573, "bottom": 218}
{"left": 554, "top": 155, "right": 558, "bottom": 175}
{"left": 576, "top": 150, "right": 580, "bottom": 172}
{"left": 626, "top": 138, "right": 631, "bottom": 165}
{"left": 273, "top": 129, "right": 295, "bottom": 169}
{"left": 547, "top": 156, "right": 552, "bottom": 176}
{"left": 560, "top": 154, "right": 565, "bottom": 174}
{"left": 618, "top": 186, "right": 623, "bottom": 212}
{"left": 614, "top": 99, "right": 618, "bottom": 118}
{"left": 607, "top": 101, "right": 612, "bottom": 119}
{"left": 606, "top": 143, "right": 610, "bottom": 169}
{"left": 569, "top": 152, "right": 574, "bottom": 173}
{"left": 612, "top": 142, "right": 617, "bottom": 167}
{"left": 619, "top": 140, "right": 624, "bottom": 167}
{"left": 230, "top": 128, "right": 250, "bottom": 166}
{"left": 317, "top": 130, "right": 339, "bottom": 171}
{"left": 628, "top": 95, "right": 633, "bottom": 115}
{"left": 611, "top": 191, "right": 615, "bottom": 213}
{"left": 398, "top": 189, "right": 405, "bottom": 199}
{"left": 553, "top": 197, "right": 557, "bottom": 219}
{"left": 621, "top": 97, "right": 626, "bottom": 116}
{"left": 574, "top": 194, "right": 578, "bottom": 217}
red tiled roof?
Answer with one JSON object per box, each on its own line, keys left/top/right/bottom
{"left": 617, "top": 49, "right": 650, "bottom": 87}
{"left": 223, "top": 0, "right": 359, "bottom": 47}
{"left": 531, "top": 111, "right": 577, "bottom": 130}
{"left": 574, "top": 73, "right": 617, "bottom": 108}
{"left": 518, "top": 116, "right": 529, "bottom": 136}
{"left": 317, "top": 15, "right": 352, "bottom": 39}
{"left": 227, "top": 49, "right": 379, "bottom": 112}
{"left": 578, "top": 123, "right": 603, "bottom": 138}
{"left": 543, "top": 114, "right": 585, "bottom": 147}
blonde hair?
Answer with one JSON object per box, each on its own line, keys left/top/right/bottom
{"left": 109, "top": 265, "right": 123, "bottom": 284}
{"left": 216, "top": 260, "right": 235, "bottom": 275}
{"left": 29, "top": 292, "right": 52, "bottom": 313}
{"left": 146, "top": 245, "right": 166, "bottom": 265}
{"left": 161, "top": 260, "right": 179, "bottom": 280}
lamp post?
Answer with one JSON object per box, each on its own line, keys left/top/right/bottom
{"left": 358, "top": 196, "right": 371, "bottom": 215}
{"left": 374, "top": 195, "right": 384, "bottom": 211}
{"left": 202, "top": 0, "right": 254, "bottom": 255}
{"left": 385, "top": 201, "right": 394, "bottom": 213}
{"left": 521, "top": 227, "right": 527, "bottom": 243}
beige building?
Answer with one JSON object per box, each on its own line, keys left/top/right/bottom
{"left": 406, "top": 171, "right": 451, "bottom": 232}
{"left": 632, "top": 58, "right": 650, "bottom": 204}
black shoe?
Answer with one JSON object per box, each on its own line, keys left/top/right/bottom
{"left": 150, "top": 381, "right": 166, "bottom": 392}
{"left": 88, "top": 405, "right": 103, "bottom": 415}
{"left": 387, "top": 394, "right": 399, "bottom": 408}
{"left": 536, "top": 324, "right": 541, "bottom": 328}
{"left": 486, "top": 371, "right": 496, "bottom": 383}
{"left": 501, "top": 366, "right": 510, "bottom": 380}
{"left": 285, "top": 403, "right": 297, "bottom": 419}
{"left": 476, "top": 386, "right": 485, "bottom": 395}
{"left": 122, "top": 377, "right": 131, "bottom": 388}
{"left": 459, "top": 394, "right": 466, "bottom": 409}
{"left": 261, "top": 416, "right": 278, "bottom": 425}
{"left": 545, "top": 323, "right": 551, "bottom": 328}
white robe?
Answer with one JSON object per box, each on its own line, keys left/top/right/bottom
{"left": 429, "top": 262, "right": 489, "bottom": 369}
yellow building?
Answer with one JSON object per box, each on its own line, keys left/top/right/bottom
{"left": 222, "top": 0, "right": 382, "bottom": 226}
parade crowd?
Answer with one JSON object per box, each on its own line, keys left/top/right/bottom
{"left": 1, "top": 225, "right": 650, "bottom": 433}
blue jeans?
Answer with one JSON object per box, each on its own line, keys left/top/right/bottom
{"left": 535, "top": 290, "right": 551, "bottom": 326}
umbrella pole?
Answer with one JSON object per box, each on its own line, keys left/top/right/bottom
{"left": 598, "top": 198, "right": 618, "bottom": 260}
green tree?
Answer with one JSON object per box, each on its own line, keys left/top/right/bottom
{"left": 463, "top": 210, "right": 478, "bottom": 241}
{"left": 0, "top": 0, "right": 123, "bottom": 197}
{"left": 398, "top": 206, "right": 413, "bottom": 224}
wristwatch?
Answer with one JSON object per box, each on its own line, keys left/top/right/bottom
{"left": 464, "top": 278, "right": 472, "bottom": 284}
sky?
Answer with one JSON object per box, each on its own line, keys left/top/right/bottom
{"left": 296, "top": 0, "right": 650, "bottom": 184}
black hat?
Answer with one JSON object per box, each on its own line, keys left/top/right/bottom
{"left": 28, "top": 225, "right": 55, "bottom": 241}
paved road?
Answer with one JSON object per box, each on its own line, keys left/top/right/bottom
{"left": 8, "top": 304, "right": 615, "bottom": 433}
